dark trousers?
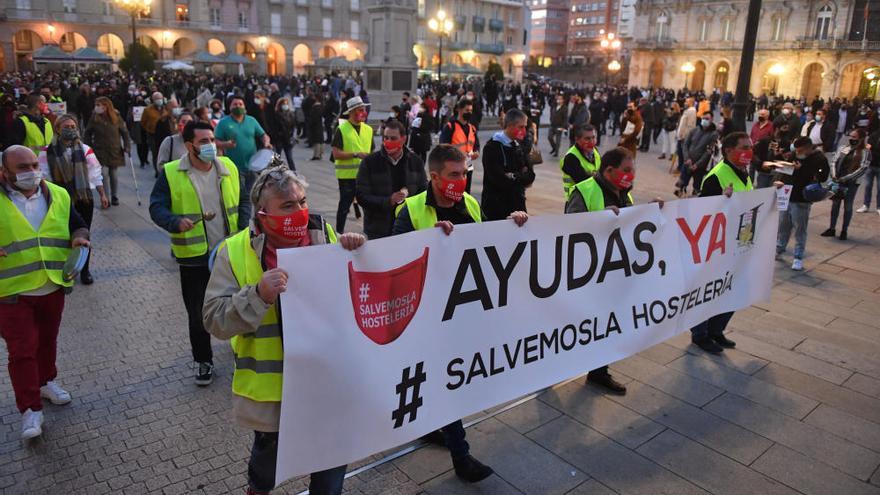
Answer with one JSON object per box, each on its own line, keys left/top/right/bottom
{"left": 179, "top": 265, "right": 213, "bottom": 364}
{"left": 652, "top": 126, "right": 662, "bottom": 144}
{"left": 441, "top": 420, "right": 470, "bottom": 459}
{"left": 136, "top": 140, "right": 150, "bottom": 168}
{"left": 239, "top": 170, "right": 257, "bottom": 231}
{"left": 548, "top": 128, "right": 562, "bottom": 155}
{"left": 75, "top": 201, "right": 94, "bottom": 275}
{"left": 829, "top": 183, "right": 860, "bottom": 233}
{"left": 587, "top": 365, "right": 609, "bottom": 378}
{"left": 465, "top": 169, "right": 474, "bottom": 194}
{"left": 336, "top": 178, "right": 357, "bottom": 234}
{"left": 678, "top": 165, "right": 707, "bottom": 195}
{"left": 148, "top": 134, "right": 160, "bottom": 175}
{"left": 690, "top": 312, "right": 734, "bottom": 341}
{"left": 0, "top": 290, "right": 64, "bottom": 413}
{"left": 274, "top": 143, "right": 296, "bottom": 172}
{"left": 639, "top": 125, "right": 653, "bottom": 150}
{"left": 249, "top": 431, "right": 346, "bottom": 494}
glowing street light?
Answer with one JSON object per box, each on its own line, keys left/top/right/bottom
{"left": 608, "top": 60, "right": 621, "bottom": 72}
{"left": 599, "top": 30, "right": 622, "bottom": 85}
{"left": 681, "top": 61, "right": 695, "bottom": 89}
{"left": 428, "top": 9, "right": 454, "bottom": 81}
{"left": 113, "top": 0, "right": 153, "bottom": 73}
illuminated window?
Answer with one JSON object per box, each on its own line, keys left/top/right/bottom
{"left": 175, "top": 3, "right": 189, "bottom": 22}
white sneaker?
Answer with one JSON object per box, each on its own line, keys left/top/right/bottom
{"left": 40, "top": 381, "right": 71, "bottom": 405}
{"left": 21, "top": 409, "right": 43, "bottom": 439}
{"left": 791, "top": 258, "right": 804, "bottom": 271}
{"left": 856, "top": 205, "right": 868, "bottom": 213}
{"left": 876, "top": 209, "right": 880, "bottom": 217}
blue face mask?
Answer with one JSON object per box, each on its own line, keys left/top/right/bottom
{"left": 198, "top": 143, "right": 217, "bottom": 162}
{"left": 701, "top": 119, "right": 712, "bottom": 128}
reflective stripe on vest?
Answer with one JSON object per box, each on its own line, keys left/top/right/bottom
{"left": 20, "top": 116, "right": 53, "bottom": 153}
{"left": 335, "top": 120, "right": 373, "bottom": 179}
{"left": 402, "top": 190, "right": 482, "bottom": 231}
{"left": 0, "top": 182, "right": 73, "bottom": 297}
{"left": 560, "top": 146, "right": 600, "bottom": 199}
{"left": 449, "top": 121, "right": 476, "bottom": 154}
{"left": 572, "top": 177, "right": 634, "bottom": 212}
{"left": 702, "top": 160, "right": 754, "bottom": 193}
{"left": 164, "top": 156, "right": 240, "bottom": 260}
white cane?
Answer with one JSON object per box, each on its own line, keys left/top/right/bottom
{"left": 127, "top": 153, "right": 142, "bottom": 206}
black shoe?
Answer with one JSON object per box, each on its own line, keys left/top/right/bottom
{"left": 80, "top": 271, "right": 94, "bottom": 285}
{"left": 195, "top": 362, "right": 214, "bottom": 386}
{"left": 453, "top": 455, "right": 494, "bottom": 483}
{"left": 693, "top": 337, "right": 724, "bottom": 354}
{"left": 111, "top": 197, "right": 119, "bottom": 206}
{"left": 420, "top": 430, "right": 446, "bottom": 447}
{"left": 820, "top": 228, "right": 835, "bottom": 237}
{"left": 839, "top": 231, "right": 847, "bottom": 241}
{"left": 587, "top": 373, "right": 627, "bottom": 394}
{"left": 711, "top": 334, "right": 736, "bottom": 348}
{"left": 658, "top": 154, "right": 666, "bottom": 159}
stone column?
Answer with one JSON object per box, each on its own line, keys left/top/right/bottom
{"left": 362, "top": 0, "right": 419, "bottom": 114}
{"left": 256, "top": 51, "right": 267, "bottom": 75}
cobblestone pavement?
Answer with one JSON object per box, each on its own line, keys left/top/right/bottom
{"left": 1, "top": 124, "right": 879, "bottom": 495}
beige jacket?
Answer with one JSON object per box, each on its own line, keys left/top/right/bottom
{"left": 202, "top": 217, "right": 334, "bottom": 432}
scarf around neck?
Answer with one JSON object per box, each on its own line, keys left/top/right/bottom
{"left": 46, "top": 139, "right": 91, "bottom": 204}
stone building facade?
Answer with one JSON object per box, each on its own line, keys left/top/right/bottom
{"left": 627, "top": 0, "right": 880, "bottom": 100}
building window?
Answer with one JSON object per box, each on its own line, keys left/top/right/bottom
{"left": 238, "top": 11, "right": 248, "bottom": 28}
{"left": 656, "top": 12, "right": 668, "bottom": 41}
{"left": 699, "top": 19, "right": 708, "bottom": 42}
{"left": 772, "top": 18, "right": 784, "bottom": 41}
{"left": 322, "top": 0, "right": 331, "bottom": 7}
{"left": 210, "top": 8, "right": 221, "bottom": 27}
{"left": 63, "top": 0, "right": 76, "bottom": 13}
{"left": 16, "top": 0, "right": 31, "bottom": 9}
{"left": 418, "top": 0, "right": 425, "bottom": 17}
{"left": 175, "top": 3, "right": 189, "bottom": 22}
{"left": 350, "top": 0, "right": 359, "bottom": 10}
{"left": 271, "top": 12, "right": 281, "bottom": 34}
{"left": 815, "top": 4, "right": 832, "bottom": 40}
{"left": 297, "top": 14, "right": 307, "bottom": 36}
{"left": 722, "top": 18, "right": 732, "bottom": 41}
{"left": 322, "top": 17, "right": 332, "bottom": 38}
{"left": 296, "top": 0, "right": 306, "bottom": 4}
{"left": 351, "top": 19, "right": 359, "bottom": 40}
{"left": 102, "top": 0, "right": 112, "bottom": 15}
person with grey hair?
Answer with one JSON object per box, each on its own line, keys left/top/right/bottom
{"left": 203, "top": 165, "right": 365, "bottom": 495}
{"left": 480, "top": 108, "right": 536, "bottom": 220}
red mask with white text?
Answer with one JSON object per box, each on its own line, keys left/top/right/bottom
{"left": 610, "top": 170, "right": 634, "bottom": 190}
{"left": 259, "top": 208, "right": 310, "bottom": 242}
{"left": 729, "top": 149, "right": 753, "bottom": 168}
{"left": 383, "top": 139, "right": 403, "bottom": 154}
{"left": 438, "top": 177, "right": 467, "bottom": 202}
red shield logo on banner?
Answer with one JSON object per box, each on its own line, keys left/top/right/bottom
{"left": 348, "top": 247, "right": 430, "bottom": 345}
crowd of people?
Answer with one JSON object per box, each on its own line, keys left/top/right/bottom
{"left": 0, "top": 68, "right": 878, "bottom": 494}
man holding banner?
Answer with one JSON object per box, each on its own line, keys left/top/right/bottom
{"left": 203, "top": 166, "right": 366, "bottom": 495}
{"left": 689, "top": 131, "right": 754, "bottom": 354}
{"left": 392, "top": 144, "right": 528, "bottom": 483}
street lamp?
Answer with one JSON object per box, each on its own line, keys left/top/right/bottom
{"left": 598, "top": 30, "right": 622, "bottom": 85}
{"left": 681, "top": 61, "right": 695, "bottom": 89}
{"left": 428, "top": 9, "right": 454, "bottom": 82}
{"left": 114, "top": 0, "right": 152, "bottom": 73}
{"left": 47, "top": 23, "right": 55, "bottom": 43}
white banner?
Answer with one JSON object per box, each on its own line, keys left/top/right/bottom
{"left": 275, "top": 188, "right": 777, "bottom": 483}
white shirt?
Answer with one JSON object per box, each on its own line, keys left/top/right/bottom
{"left": 808, "top": 120, "right": 823, "bottom": 145}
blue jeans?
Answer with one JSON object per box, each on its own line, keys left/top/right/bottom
{"left": 829, "top": 183, "right": 860, "bottom": 232}
{"left": 249, "top": 431, "right": 346, "bottom": 494}
{"left": 777, "top": 202, "right": 811, "bottom": 259}
{"left": 863, "top": 167, "right": 880, "bottom": 208}
{"left": 239, "top": 170, "right": 257, "bottom": 231}
{"left": 690, "top": 312, "right": 734, "bottom": 341}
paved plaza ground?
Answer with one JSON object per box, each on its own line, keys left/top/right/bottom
{"left": 1, "top": 124, "right": 879, "bottom": 494}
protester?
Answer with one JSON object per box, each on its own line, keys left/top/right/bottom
{"left": 355, "top": 120, "right": 427, "bottom": 240}
{"left": 567, "top": 91, "right": 589, "bottom": 146}
{"left": 0, "top": 145, "right": 90, "bottom": 439}
{"left": 822, "top": 128, "right": 871, "bottom": 240}
{"left": 750, "top": 109, "right": 774, "bottom": 144}
{"left": 140, "top": 92, "right": 166, "bottom": 176}
{"left": 618, "top": 103, "right": 642, "bottom": 157}
{"left": 801, "top": 108, "right": 835, "bottom": 152}
{"left": 548, "top": 94, "right": 568, "bottom": 157}
{"left": 307, "top": 95, "right": 325, "bottom": 161}
{"left": 775, "top": 137, "right": 829, "bottom": 271}
{"left": 560, "top": 124, "right": 600, "bottom": 200}
{"left": 676, "top": 97, "right": 697, "bottom": 175}
{"left": 677, "top": 113, "right": 718, "bottom": 197}
{"left": 149, "top": 121, "right": 243, "bottom": 385}
{"left": 440, "top": 99, "right": 480, "bottom": 193}
{"left": 752, "top": 122, "right": 792, "bottom": 188}
{"left": 84, "top": 96, "right": 130, "bottom": 206}
{"left": 11, "top": 95, "right": 53, "bottom": 153}
{"left": 658, "top": 103, "right": 680, "bottom": 160}
{"left": 215, "top": 95, "right": 271, "bottom": 230}
{"left": 855, "top": 126, "right": 880, "bottom": 215}
{"left": 480, "top": 108, "right": 535, "bottom": 220}
{"left": 331, "top": 96, "right": 374, "bottom": 233}
{"left": 203, "top": 165, "right": 362, "bottom": 495}
{"left": 638, "top": 97, "right": 654, "bottom": 152}
{"left": 271, "top": 97, "right": 297, "bottom": 171}
{"left": 157, "top": 112, "right": 193, "bottom": 170}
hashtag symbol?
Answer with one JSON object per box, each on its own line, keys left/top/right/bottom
{"left": 391, "top": 362, "right": 427, "bottom": 428}
{"left": 358, "top": 283, "right": 371, "bottom": 303}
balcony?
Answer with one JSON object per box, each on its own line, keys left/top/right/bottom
{"left": 489, "top": 19, "right": 504, "bottom": 31}
{"left": 634, "top": 38, "right": 674, "bottom": 49}
{"left": 794, "top": 37, "right": 880, "bottom": 51}
{"left": 475, "top": 42, "right": 504, "bottom": 55}
{"left": 472, "top": 16, "right": 485, "bottom": 32}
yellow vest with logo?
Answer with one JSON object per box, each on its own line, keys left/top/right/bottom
{"left": 223, "top": 224, "right": 337, "bottom": 402}
{"left": 572, "top": 177, "right": 634, "bottom": 212}
{"left": 0, "top": 182, "right": 73, "bottom": 298}
{"left": 702, "top": 160, "right": 754, "bottom": 193}
{"left": 164, "top": 156, "right": 240, "bottom": 260}
{"left": 20, "top": 116, "right": 53, "bottom": 153}
{"left": 401, "top": 190, "right": 482, "bottom": 231}
{"left": 335, "top": 119, "right": 373, "bottom": 179}
{"left": 560, "top": 145, "right": 600, "bottom": 199}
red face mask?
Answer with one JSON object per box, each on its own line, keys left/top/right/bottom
{"left": 438, "top": 176, "right": 467, "bottom": 202}
{"left": 259, "top": 208, "right": 310, "bottom": 242}
{"left": 610, "top": 170, "right": 635, "bottom": 190}
{"left": 178, "top": 123, "right": 187, "bottom": 134}
{"left": 383, "top": 138, "right": 403, "bottom": 154}
{"left": 729, "top": 149, "right": 753, "bottom": 168}
{"left": 513, "top": 128, "right": 527, "bottom": 141}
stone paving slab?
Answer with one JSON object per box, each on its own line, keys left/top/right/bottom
{"left": 1, "top": 130, "right": 878, "bottom": 494}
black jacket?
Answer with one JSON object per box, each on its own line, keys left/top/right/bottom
{"left": 355, "top": 147, "right": 428, "bottom": 239}
{"left": 480, "top": 136, "right": 535, "bottom": 220}
{"left": 780, "top": 150, "right": 829, "bottom": 203}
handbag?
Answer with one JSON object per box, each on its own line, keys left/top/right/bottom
{"left": 528, "top": 143, "right": 543, "bottom": 166}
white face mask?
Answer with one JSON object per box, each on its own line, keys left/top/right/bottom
{"left": 14, "top": 170, "right": 42, "bottom": 191}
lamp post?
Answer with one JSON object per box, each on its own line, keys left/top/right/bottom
{"left": 47, "top": 23, "right": 55, "bottom": 43}
{"left": 681, "top": 61, "right": 695, "bottom": 90}
{"left": 608, "top": 59, "right": 621, "bottom": 82}
{"left": 428, "top": 9, "right": 454, "bottom": 82}
{"left": 114, "top": 0, "right": 152, "bottom": 74}
{"left": 599, "top": 29, "right": 621, "bottom": 86}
